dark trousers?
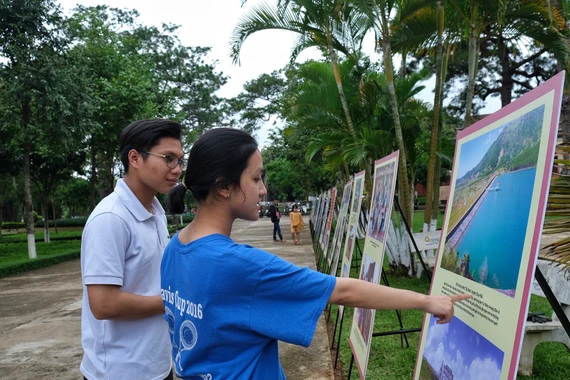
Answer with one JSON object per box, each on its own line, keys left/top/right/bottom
{"left": 84, "top": 369, "right": 173, "bottom": 380}
{"left": 273, "top": 220, "right": 283, "bottom": 241}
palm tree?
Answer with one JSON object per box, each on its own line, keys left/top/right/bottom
{"left": 285, "top": 58, "right": 383, "bottom": 185}
{"left": 231, "top": 0, "right": 368, "bottom": 140}
{"left": 391, "top": 0, "right": 569, "bottom": 232}
{"left": 289, "top": 56, "right": 431, "bottom": 272}
{"left": 393, "top": 0, "right": 447, "bottom": 231}
{"left": 351, "top": 0, "right": 418, "bottom": 236}
{"left": 444, "top": 0, "right": 499, "bottom": 128}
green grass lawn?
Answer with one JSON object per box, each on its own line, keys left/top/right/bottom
{"left": 0, "top": 220, "right": 187, "bottom": 278}
{"left": 0, "top": 228, "right": 83, "bottom": 277}
{"left": 412, "top": 211, "right": 445, "bottom": 233}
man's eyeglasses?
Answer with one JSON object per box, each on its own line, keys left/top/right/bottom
{"left": 142, "top": 151, "right": 186, "bottom": 170}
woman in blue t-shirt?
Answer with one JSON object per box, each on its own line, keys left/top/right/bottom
{"left": 161, "top": 128, "right": 470, "bottom": 379}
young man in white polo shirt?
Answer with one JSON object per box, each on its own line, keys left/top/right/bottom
{"left": 80, "top": 119, "right": 184, "bottom": 380}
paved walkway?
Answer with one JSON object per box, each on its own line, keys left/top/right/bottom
{"left": 0, "top": 216, "right": 335, "bottom": 380}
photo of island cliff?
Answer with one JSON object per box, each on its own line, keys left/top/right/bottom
{"left": 440, "top": 105, "right": 544, "bottom": 297}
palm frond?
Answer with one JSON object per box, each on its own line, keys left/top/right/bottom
{"left": 230, "top": 2, "right": 303, "bottom": 64}
{"left": 543, "top": 174, "right": 570, "bottom": 275}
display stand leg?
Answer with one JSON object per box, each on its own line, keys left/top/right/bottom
{"left": 380, "top": 270, "right": 411, "bottom": 348}
{"left": 535, "top": 266, "right": 570, "bottom": 337}
{"left": 334, "top": 311, "right": 345, "bottom": 368}
{"left": 330, "top": 308, "right": 340, "bottom": 348}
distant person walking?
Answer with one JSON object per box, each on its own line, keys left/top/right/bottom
{"left": 269, "top": 199, "right": 283, "bottom": 242}
{"left": 289, "top": 204, "right": 304, "bottom": 245}
{"left": 268, "top": 198, "right": 284, "bottom": 242}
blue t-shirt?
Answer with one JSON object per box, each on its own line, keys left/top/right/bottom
{"left": 160, "top": 233, "right": 336, "bottom": 379}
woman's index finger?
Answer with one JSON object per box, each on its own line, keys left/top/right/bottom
{"left": 451, "top": 293, "right": 472, "bottom": 302}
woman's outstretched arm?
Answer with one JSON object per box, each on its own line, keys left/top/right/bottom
{"left": 329, "top": 277, "right": 471, "bottom": 324}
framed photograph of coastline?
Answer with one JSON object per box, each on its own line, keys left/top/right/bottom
{"left": 413, "top": 72, "right": 565, "bottom": 380}
{"left": 349, "top": 151, "right": 399, "bottom": 380}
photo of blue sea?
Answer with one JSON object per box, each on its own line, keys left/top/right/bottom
{"left": 455, "top": 167, "right": 536, "bottom": 292}
{"left": 442, "top": 105, "right": 544, "bottom": 296}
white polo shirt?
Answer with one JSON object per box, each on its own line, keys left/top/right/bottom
{"left": 80, "top": 179, "right": 172, "bottom": 380}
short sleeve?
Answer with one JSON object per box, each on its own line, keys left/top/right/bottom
{"left": 82, "top": 213, "right": 130, "bottom": 286}
{"left": 249, "top": 256, "right": 336, "bottom": 347}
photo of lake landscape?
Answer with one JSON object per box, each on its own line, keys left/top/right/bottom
{"left": 441, "top": 105, "right": 545, "bottom": 297}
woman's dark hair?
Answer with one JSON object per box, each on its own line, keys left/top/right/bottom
{"left": 119, "top": 119, "right": 183, "bottom": 173}
{"left": 167, "top": 128, "right": 258, "bottom": 214}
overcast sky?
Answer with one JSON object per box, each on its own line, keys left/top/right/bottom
{"left": 58, "top": 0, "right": 325, "bottom": 144}
{"left": 58, "top": 0, "right": 322, "bottom": 97}
{"left": 57, "top": 0, "right": 500, "bottom": 145}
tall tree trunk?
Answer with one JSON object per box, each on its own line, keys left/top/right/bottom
{"left": 89, "top": 139, "right": 97, "bottom": 211}
{"left": 98, "top": 154, "right": 115, "bottom": 199}
{"left": 42, "top": 197, "right": 50, "bottom": 243}
{"left": 23, "top": 135, "right": 37, "bottom": 259}
{"left": 52, "top": 198, "right": 58, "bottom": 234}
{"left": 435, "top": 43, "right": 453, "bottom": 219}
{"left": 424, "top": 0, "right": 445, "bottom": 233}
{"left": 464, "top": 4, "right": 480, "bottom": 128}
{"left": 381, "top": 30, "right": 412, "bottom": 224}
{"left": 327, "top": 41, "right": 358, "bottom": 140}
{"left": 400, "top": 51, "right": 407, "bottom": 77}
{"left": 380, "top": 12, "right": 414, "bottom": 275}
{"left": 498, "top": 36, "right": 513, "bottom": 107}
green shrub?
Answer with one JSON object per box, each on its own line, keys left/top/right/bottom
{"left": 0, "top": 251, "right": 80, "bottom": 277}
{"left": 2, "top": 222, "right": 25, "bottom": 229}
{"left": 1, "top": 230, "right": 83, "bottom": 243}
{"left": 0, "top": 239, "right": 81, "bottom": 278}
{"left": 34, "top": 217, "right": 88, "bottom": 228}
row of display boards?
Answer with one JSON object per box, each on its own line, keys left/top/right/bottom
{"left": 309, "top": 72, "right": 567, "bottom": 379}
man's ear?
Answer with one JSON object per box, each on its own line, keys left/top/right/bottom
{"left": 128, "top": 149, "right": 143, "bottom": 169}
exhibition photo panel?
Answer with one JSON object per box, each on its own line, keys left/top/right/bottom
{"left": 413, "top": 72, "right": 564, "bottom": 380}
{"left": 349, "top": 151, "right": 399, "bottom": 380}
{"left": 338, "top": 171, "right": 366, "bottom": 319}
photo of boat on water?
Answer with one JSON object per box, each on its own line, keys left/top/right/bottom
{"left": 418, "top": 315, "right": 504, "bottom": 380}
{"left": 440, "top": 104, "right": 545, "bottom": 297}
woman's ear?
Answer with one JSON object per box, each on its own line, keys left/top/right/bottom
{"left": 216, "top": 186, "right": 231, "bottom": 200}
